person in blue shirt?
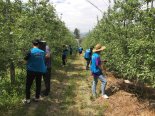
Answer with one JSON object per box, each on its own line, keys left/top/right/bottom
{"left": 22, "top": 39, "right": 46, "bottom": 104}
{"left": 84, "top": 46, "right": 93, "bottom": 70}
{"left": 90, "top": 44, "right": 109, "bottom": 99}
{"left": 62, "top": 45, "right": 68, "bottom": 67}
{"left": 78, "top": 46, "right": 83, "bottom": 55}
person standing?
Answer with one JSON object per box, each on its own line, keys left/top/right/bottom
{"left": 90, "top": 44, "right": 109, "bottom": 99}
{"left": 62, "top": 45, "right": 68, "bottom": 67}
{"left": 69, "top": 45, "right": 73, "bottom": 55}
{"left": 78, "top": 46, "right": 83, "bottom": 55}
{"left": 84, "top": 47, "right": 93, "bottom": 70}
{"left": 23, "top": 39, "right": 46, "bottom": 104}
{"left": 43, "top": 45, "right": 51, "bottom": 96}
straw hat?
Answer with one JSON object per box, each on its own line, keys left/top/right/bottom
{"left": 93, "top": 44, "right": 106, "bottom": 52}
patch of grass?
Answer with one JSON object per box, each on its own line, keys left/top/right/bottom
{"left": 60, "top": 78, "right": 76, "bottom": 111}
{"left": 0, "top": 71, "right": 26, "bottom": 114}
{"left": 80, "top": 102, "right": 88, "bottom": 109}
{"left": 90, "top": 95, "right": 97, "bottom": 101}
{"left": 96, "top": 103, "right": 108, "bottom": 116}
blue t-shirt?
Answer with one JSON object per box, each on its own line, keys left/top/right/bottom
{"left": 90, "top": 53, "right": 102, "bottom": 76}
{"left": 78, "top": 47, "right": 83, "bottom": 52}
{"left": 62, "top": 49, "right": 68, "bottom": 56}
{"left": 26, "top": 47, "right": 46, "bottom": 73}
{"left": 84, "top": 49, "right": 91, "bottom": 59}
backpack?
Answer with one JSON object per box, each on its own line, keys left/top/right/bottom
{"left": 84, "top": 49, "right": 91, "bottom": 59}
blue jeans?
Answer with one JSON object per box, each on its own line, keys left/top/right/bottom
{"left": 92, "top": 75, "right": 107, "bottom": 96}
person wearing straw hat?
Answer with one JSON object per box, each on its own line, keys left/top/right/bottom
{"left": 90, "top": 44, "right": 109, "bottom": 99}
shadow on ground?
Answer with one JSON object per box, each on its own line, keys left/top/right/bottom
{"left": 8, "top": 59, "right": 85, "bottom": 116}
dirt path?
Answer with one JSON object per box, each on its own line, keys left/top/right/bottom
{"left": 6, "top": 55, "right": 155, "bottom": 116}
{"left": 104, "top": 72, "right": 155, "bottom": 116}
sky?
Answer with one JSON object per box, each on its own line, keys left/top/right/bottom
{"left": 50, "top": 0, "right": 111, "bottom": 33}
{"left": 20, "top": 0, "right": 111, "bottom": 33}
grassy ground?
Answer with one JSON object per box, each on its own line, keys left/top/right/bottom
{"left": 2, "top": 55, "right": 155, "bottom": 116}
{"left": 3, "top": 55, "right": 106, "bottom": 116}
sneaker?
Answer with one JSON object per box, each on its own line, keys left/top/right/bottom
{"left": 102, "top": 94, "right": 109, "bottom": 99}
{"left": 22, "top": 99, "right": 31, "bottom": 104}
{"left": 33, "top": 97, "right": 43, "bottom": 102}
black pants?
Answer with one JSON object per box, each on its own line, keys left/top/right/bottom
{"left": 62, "top": 55, "right": 66, "bottom": 65}
{"left": 26, "top": 71, "right": 42, "bottom": 99}
{"left": 70, "top": 51, "right": 72, "bottom": 55}
{"left": 79, "top": 51, "right": 82, "bottom": 55}
{"left": 43, "top": 68, "right": 51, "bottom": 94}
{"left": 85, "top": 58, "right": 91, "bottom": 69}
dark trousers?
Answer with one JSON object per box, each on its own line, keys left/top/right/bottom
{"left": 85, "top": 58, "right": 91, "bottom": 69}
{"left": 26, "top": 71, "right": 42, "bottom": 99}
{"left": 79, "top": 51, "right": 82, "bottom": 55}
{"left": 62, "top": 55, "right": 66, "bottom": 65}
{"left": 43, "top": 68, "right": 51, "bottom": 94}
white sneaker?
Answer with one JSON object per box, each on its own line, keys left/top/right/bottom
{"left": 22, "top": 99, "right": 31, "bottom": 104}
{"left": 102, "top": 94, "right": 109, "bottom": 99}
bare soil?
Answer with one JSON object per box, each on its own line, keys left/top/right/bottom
{"left": 104, "top": 72, "right": 155, "bottom": 116}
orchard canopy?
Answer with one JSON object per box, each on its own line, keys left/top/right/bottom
{"left": 82, "top": 0, "right": 155, "bottom": 86}
{"left": 0, "top": 0, "right": 76, "bottom": 76}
